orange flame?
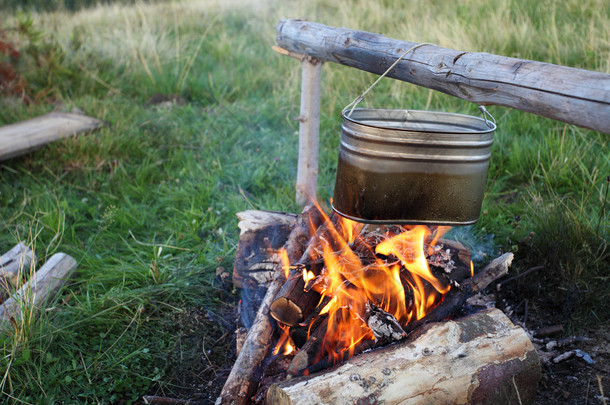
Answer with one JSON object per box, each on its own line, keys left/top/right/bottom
{"left": 279, "top": 248, "right": 290, "bottom": 279}
{"left": 273, "top": 324, "right": 295, "bottom": 356}
{"left": 301, "top": 207, "right": 450, "bottom": 364}
{"left": 302, "top": 268, "right": 315, "bottom": 283}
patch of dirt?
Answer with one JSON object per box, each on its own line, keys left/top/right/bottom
{"left": 497, "top": 284, "right": 610, "bottom": 404}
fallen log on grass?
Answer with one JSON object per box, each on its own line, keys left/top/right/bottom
{"left": 0, "top": 112, "right": 105, "bottom": 161}
{"left": 0, "top": 242, "right": 35, "bottom": 301}
{"left": 267, "top": 308, "right": 540, "bottom": 405}
{"left": 0, "top": 252, "right": 77, "bottom": 323}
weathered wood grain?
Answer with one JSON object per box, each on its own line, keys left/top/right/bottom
{"left": 267, "top": 308, "right": 540, "bottom": 405}
{"left": 276, "top": 20, "right": 610, "bottom": 133}
{"left": 233, "top": 210, "right": 297, "bottom": 288}
{"left": 0, "top": 253, "right": 77, "bottom": 323}
{"left": 0, "top": 112, "right": 104, "bottom": 161}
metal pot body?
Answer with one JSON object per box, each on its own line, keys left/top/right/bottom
{"left": 332, "top": 109, "right": 495, "bottom": 225}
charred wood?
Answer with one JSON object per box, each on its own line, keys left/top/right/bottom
{"left": 233, "top": 210, "right": 297, "bottom": 289}
{"left": 464, "top": 252, "right": 514, "bottom": 293}
{"left": 216, "top": 206, "right": 321, "bottom": 405}
{"left": 269, "top": 213, "right": 341, "bottom": 326}
{"left": 406, "top": 252, "right": 513, "bottom": 333}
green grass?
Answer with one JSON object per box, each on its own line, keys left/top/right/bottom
{"left": 0, "top": 0, "right": 608, "bottom": 402}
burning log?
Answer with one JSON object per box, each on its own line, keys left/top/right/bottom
{"left": 232, "top": 210, "right": 298, "bottom": 289}
{"left": 216, "top": 206, "right": 322, "bottom": 405}
{"left": 270, "top": 231, "right": 472, "bottom": 328}
{"left": 286, "top": 303, "right": 406, "bottom": 376}
{"left": 405, "top": 252, "right": 514, "bottom": 332}
{"left": 286, "top": 314, "right": 328, "bottom": 376}
{"left": 268, "top": 263, "right": 322, "bottom": 327}
{"left": 285, "top": 251, "right": 512, "bottom": 377}
{"left": 268, "top": 213, "right": 345, "bottom": 326}
{"left": 267, "top": 308, "right": 540, "bottom": 405}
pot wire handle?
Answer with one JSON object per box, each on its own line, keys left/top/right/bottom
{"left": 343, "top": 43, "right": 499, "bottom": 128}
{"left": 343, "top": 42, "right": 435, "bottom": 117}
{"left": 478, "top": 105, "right": 496, "bottom": 128}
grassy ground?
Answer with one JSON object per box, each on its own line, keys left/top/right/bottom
{"left": 0, "top": 0, "right": 608, "bottom": 403}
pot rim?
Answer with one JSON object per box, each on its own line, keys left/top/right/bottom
{"left": 342, "top": 108, "right": 497, "bottom": 135}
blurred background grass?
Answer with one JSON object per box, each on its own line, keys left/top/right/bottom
{"left": 0, "top": 0, "right": 608, "bottom": 402}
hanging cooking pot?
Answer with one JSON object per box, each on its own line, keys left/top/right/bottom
{"left": 330, "top": 43, "right": 497, "bottom": 225}
{"left": 332, "top": 108, "right": 496, "bottom": 225}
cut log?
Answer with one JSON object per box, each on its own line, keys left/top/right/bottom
{"left": 233, "top": 210, "right": 297, "bottom": 288}
{"left": 267, "top": 308, "right": 540, "bottom": 405}
{"left": 276, "top": 20, "right": 610, "bottom": 134}
{"left": 0, "top": 112, "right": 105, "bottom": 161}
{"left": 0, "top": 253, "right": 77, "bottom": 323}
{"left": 216, "top": 206, "right": 322, "bottom": 405}
{"left": 269, "top": 266, "right": 321, "bottom": 327}
{"left": 1, "top": 242, "right": 35, "bottom": 301}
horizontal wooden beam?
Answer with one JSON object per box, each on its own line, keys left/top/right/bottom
{"left": 276, "top": 19, "right": 610, "bottom": 134}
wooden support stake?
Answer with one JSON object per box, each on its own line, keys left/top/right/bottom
{"left": 295, "top": 56, "right": 323, "bottom": 206}
{"left": 0, "top": 253, "right": 77, "bottom": 323}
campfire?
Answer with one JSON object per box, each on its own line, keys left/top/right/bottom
{"left": 269, "top": 206, "right": 456, "bottom": 372}
{"left": 218, "top": 204, "right": 540, "bottom": 405}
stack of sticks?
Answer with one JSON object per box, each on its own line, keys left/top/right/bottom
{"left": 217, "top": 206, "right": 538, "bottom": 405}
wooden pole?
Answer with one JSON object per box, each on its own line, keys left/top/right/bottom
{"left": 295, "top": 56, "right": 323, "bottom": 206}
{"left": 276, "top": 19, "right": 610, "bottom": 134}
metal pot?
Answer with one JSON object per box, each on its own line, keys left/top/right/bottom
{"left": 332, "top": 108, "right": 496, "bottom": 225}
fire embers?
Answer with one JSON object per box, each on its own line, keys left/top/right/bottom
{"left": 270, "top": 205, "right": 465, "bottom": 373}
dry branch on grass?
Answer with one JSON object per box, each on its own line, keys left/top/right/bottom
{"left": 0, "top": 252, "right": 77, "bottom": 323}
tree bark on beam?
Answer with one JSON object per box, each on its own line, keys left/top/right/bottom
{"left": 276, "top": 19, "right": 610, "bottom": 134}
